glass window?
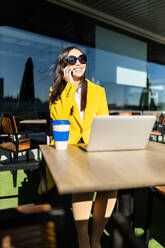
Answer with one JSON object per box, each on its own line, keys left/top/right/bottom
{"left": 95, "top": 25, "right": 148, "bottom": 110}
{"left": 0, "top": 26, "right": 93, "bottom": 119}
{"left": 1, "top": 24, "right": 165, "bottom": 118}
{"left": 148, "top": 62, "right": 165, "bottom": 110}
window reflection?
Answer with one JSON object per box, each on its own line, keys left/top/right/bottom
{"left": 148, "top": 62, "right": 165, "bottom": 110}
{"left": 0, "top": 26, "right": 92, "bottom": 120}
{"left": 1, "top": 25, "right": 165, "bottom": 121}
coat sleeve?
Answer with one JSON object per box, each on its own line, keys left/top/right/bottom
{"left": 96, "top": 87, "right": 109, "bottom": 116}
{"left": 49, "top": 83, "right": 77, "bottom": 120}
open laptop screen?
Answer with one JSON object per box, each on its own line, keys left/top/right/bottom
{"left": 79, "top": 115, "right": 156, "bottom": 152}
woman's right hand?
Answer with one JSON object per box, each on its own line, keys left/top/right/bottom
{"left": 63, "top": 66, "right": 75, "bottom": 84}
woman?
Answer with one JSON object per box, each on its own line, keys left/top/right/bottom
{"left": 49, "top": 46, "right": 117, "bottom": 248}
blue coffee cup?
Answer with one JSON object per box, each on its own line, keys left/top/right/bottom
{"left": 52, "top": 120, "right": 71, "bottom": 150}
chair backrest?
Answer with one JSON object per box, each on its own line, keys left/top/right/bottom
{"left": 110, "top": 111, "right": 141, "bottom": 116}
{"left": 0, "top": 114, "right": 2, "bottom": 127}
{"left": 46, "top": 116, "right": 53, "bottom": 145}
{"left": 158, "top": 112, "right": 165, "bottom": 125}
{"left": 119, "top": 111, "right": 132, "bottom": 116}
{"left": 1, "top": 113, "right": 18, "bottom": 135}
{"left": 110, "top": 111, "right": 132, "bottom": 115}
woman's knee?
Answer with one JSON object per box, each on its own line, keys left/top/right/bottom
{"left": 72, "top": 192, "right": 94, "bottom": 221}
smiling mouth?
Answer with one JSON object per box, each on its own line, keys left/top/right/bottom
{"left": 73, "top": 68, "right": 83, "bottom": 72}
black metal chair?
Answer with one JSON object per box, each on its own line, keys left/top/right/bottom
{"left": 144, "top": 186, "right": 165, "bottom": 247}
{"left": 110, "top": 212, "right": 146, "bottom": 248}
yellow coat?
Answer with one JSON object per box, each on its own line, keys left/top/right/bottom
{"left": 40, "top": 79, "right": 109, "bottom": 192}
{"left": 49, "top": 79, "right": 109, "bottom": 145}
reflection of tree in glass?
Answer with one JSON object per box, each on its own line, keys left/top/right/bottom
{"left": 19, "top": 57, "right": 35, "bottom": 103}
{"left": 139, "top": 78, "right": 156, "bottom": 110}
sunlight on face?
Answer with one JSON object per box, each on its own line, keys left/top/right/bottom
{"left": 67, "top": 48, "right": 86, "bottom": 80}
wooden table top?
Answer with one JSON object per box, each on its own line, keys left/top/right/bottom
{"left": 39, "top": 142, "right": 165, "bottom": 194}
{"left": 20, "top": 119, "right": 47, "bottom": 124}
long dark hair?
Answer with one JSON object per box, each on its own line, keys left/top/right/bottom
{"left": 50, "top": 46, "right": 87, "bottom": 111}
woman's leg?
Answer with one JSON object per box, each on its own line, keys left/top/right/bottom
{"left": 72, "top": 192, "right": 94, "bottom": 248}
{"left": 91, "top": 190, "right": 117, "bottom": 248}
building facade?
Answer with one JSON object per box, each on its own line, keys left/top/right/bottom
{"left": 1, "top": 0, "right": 165, "bottom": 119}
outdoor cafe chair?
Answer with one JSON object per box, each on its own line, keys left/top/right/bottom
{"left": 150, "top": 112, "right": 165, "bottom": 142}
{"left": 144, "top": 186, "right": 165, "bottom": 247}
{"left": 0, "top": 203, "right": 65, "bottom": 248}
{"left": 0, "top": 112, "right": 41, "bottom": 162}
{"left": 110, "top": 212, "right": 146, "bottom": 248}
{"left": 0, "top": 112, "right": 46, "bottom": 187}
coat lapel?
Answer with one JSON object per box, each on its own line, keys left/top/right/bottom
{"left": 73, "top": 99, "right": 83, "bottom": 128}
{"left": 73, "top": 80, "right": 95, "bottom": 129}
{"left": 83, "top": 80, "right": 94, "bottom": 128}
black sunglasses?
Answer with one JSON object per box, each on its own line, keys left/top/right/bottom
{"left": 66, "top": 54, "right": 87, "bottom": 65}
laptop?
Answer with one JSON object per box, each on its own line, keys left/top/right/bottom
{"left": 79, "top": 115, "right": 156, "bottom": 152}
